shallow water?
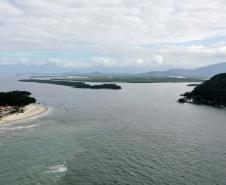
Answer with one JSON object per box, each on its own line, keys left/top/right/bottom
{"left": 0, "top": 77, "right": 226, "bottom": 185}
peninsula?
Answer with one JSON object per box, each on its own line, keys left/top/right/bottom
{"left": 19, "top": 79, "right": 122, "bottom": 90}
{"left": 178, "top": 73, "right": 226, "bottom": 107}
{"left": 0, "top": 91, "right": 48, "bottom": 124}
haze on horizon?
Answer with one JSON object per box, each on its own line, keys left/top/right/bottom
{"left": 0, "top": 0, "right": 226, "bottom": 73}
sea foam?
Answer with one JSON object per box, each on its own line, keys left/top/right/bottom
{"left": 46, "top": 164, "right": 67, "bottom": 173}
{"left": 0, "top": 123, "right": 40, "bottom": 130}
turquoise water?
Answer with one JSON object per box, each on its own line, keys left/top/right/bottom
{"left": 0, "top": 77, "right": 226, "bottom": 185}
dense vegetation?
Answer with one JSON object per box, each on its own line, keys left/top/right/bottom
{"left": 0, "top": 91, "right": 36, "bottom": 107}
{"left": 19, "top": 79, "right": 122, "bottom": 90}
{"left": 178, "top": 73, "right": 226, "bottom": 107}
{"left": 187, "top": 84, "right": 200, "bottom": 87}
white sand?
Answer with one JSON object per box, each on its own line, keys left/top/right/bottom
{"left": 0, "top": 104, "right": 48, "bottom": 125}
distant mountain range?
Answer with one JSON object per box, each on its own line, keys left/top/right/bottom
{"left": 0, "top": 62, "right": 226, "bottom": 78}
{"left": 68, "top": 62, "right": 226, "bottom": 78}
{"left": 138, "top": 62, "right": 226, "bottom": 78}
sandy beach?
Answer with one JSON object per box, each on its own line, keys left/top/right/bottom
{"left": 0, "top": 104, "right": 49, "bottom": 125}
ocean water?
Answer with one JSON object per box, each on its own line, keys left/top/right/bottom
{"left": 0, "top": 77, "right": 226, "bottom": 185}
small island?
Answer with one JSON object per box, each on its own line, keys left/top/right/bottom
{"left": 178, "top": 73, "right": 226, "bottom": 107}
{"left": 0, "top": 91, "right": 47, "bottom": 124}
{"left": 19, "top": 79, "right": 122, "bottom": 90}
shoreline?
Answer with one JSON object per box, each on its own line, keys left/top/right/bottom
{"left": 0, "top": 104, "right": 49, "bottom": 125}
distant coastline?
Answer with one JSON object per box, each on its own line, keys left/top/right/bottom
{"left": 28, "top": 76, "right": 203, "bottom": 83}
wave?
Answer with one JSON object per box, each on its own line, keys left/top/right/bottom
{"left": 46, "top": 164, "right": 67, "bottom": 173}
{"left": 0, "top": 123, "right": 40, "bottom": 130}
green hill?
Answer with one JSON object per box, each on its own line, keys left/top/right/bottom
{"left": 178, "top": 73, "right": 226, "bottom": 107}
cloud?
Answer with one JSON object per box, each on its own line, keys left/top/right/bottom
{"left": 150, "top": 55, "right": 163, "bottom": 65}
{"left": 1, "top": 0, "right": 226, "bottom": 47}
{"left": 92, "top": 57, "right": 117, "bottom": 67}
{"left": 0, "top": 0, "right": 226, "bottom": 70}
{"left": 91, "top": 55, "right": 164, "bottom": 68}
{"left": 135, "top": 56, "right": 163, "bottom": 65}
{"left": 0, "top": 43, "right": 226, "bottom": 70}
{"left": 0, "top": 0, "right": 22, "bottom": 17}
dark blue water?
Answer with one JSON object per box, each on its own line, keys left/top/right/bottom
{"left": 0, "top": 77, "right": 226, "bottom": 185}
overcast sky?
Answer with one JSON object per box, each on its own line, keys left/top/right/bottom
{"left": 0, "top": 0, "right": 226, "bottom": 72}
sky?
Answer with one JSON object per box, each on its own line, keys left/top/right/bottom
{"left": 0, "top": 0, "right": 226, "bottom": 72}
